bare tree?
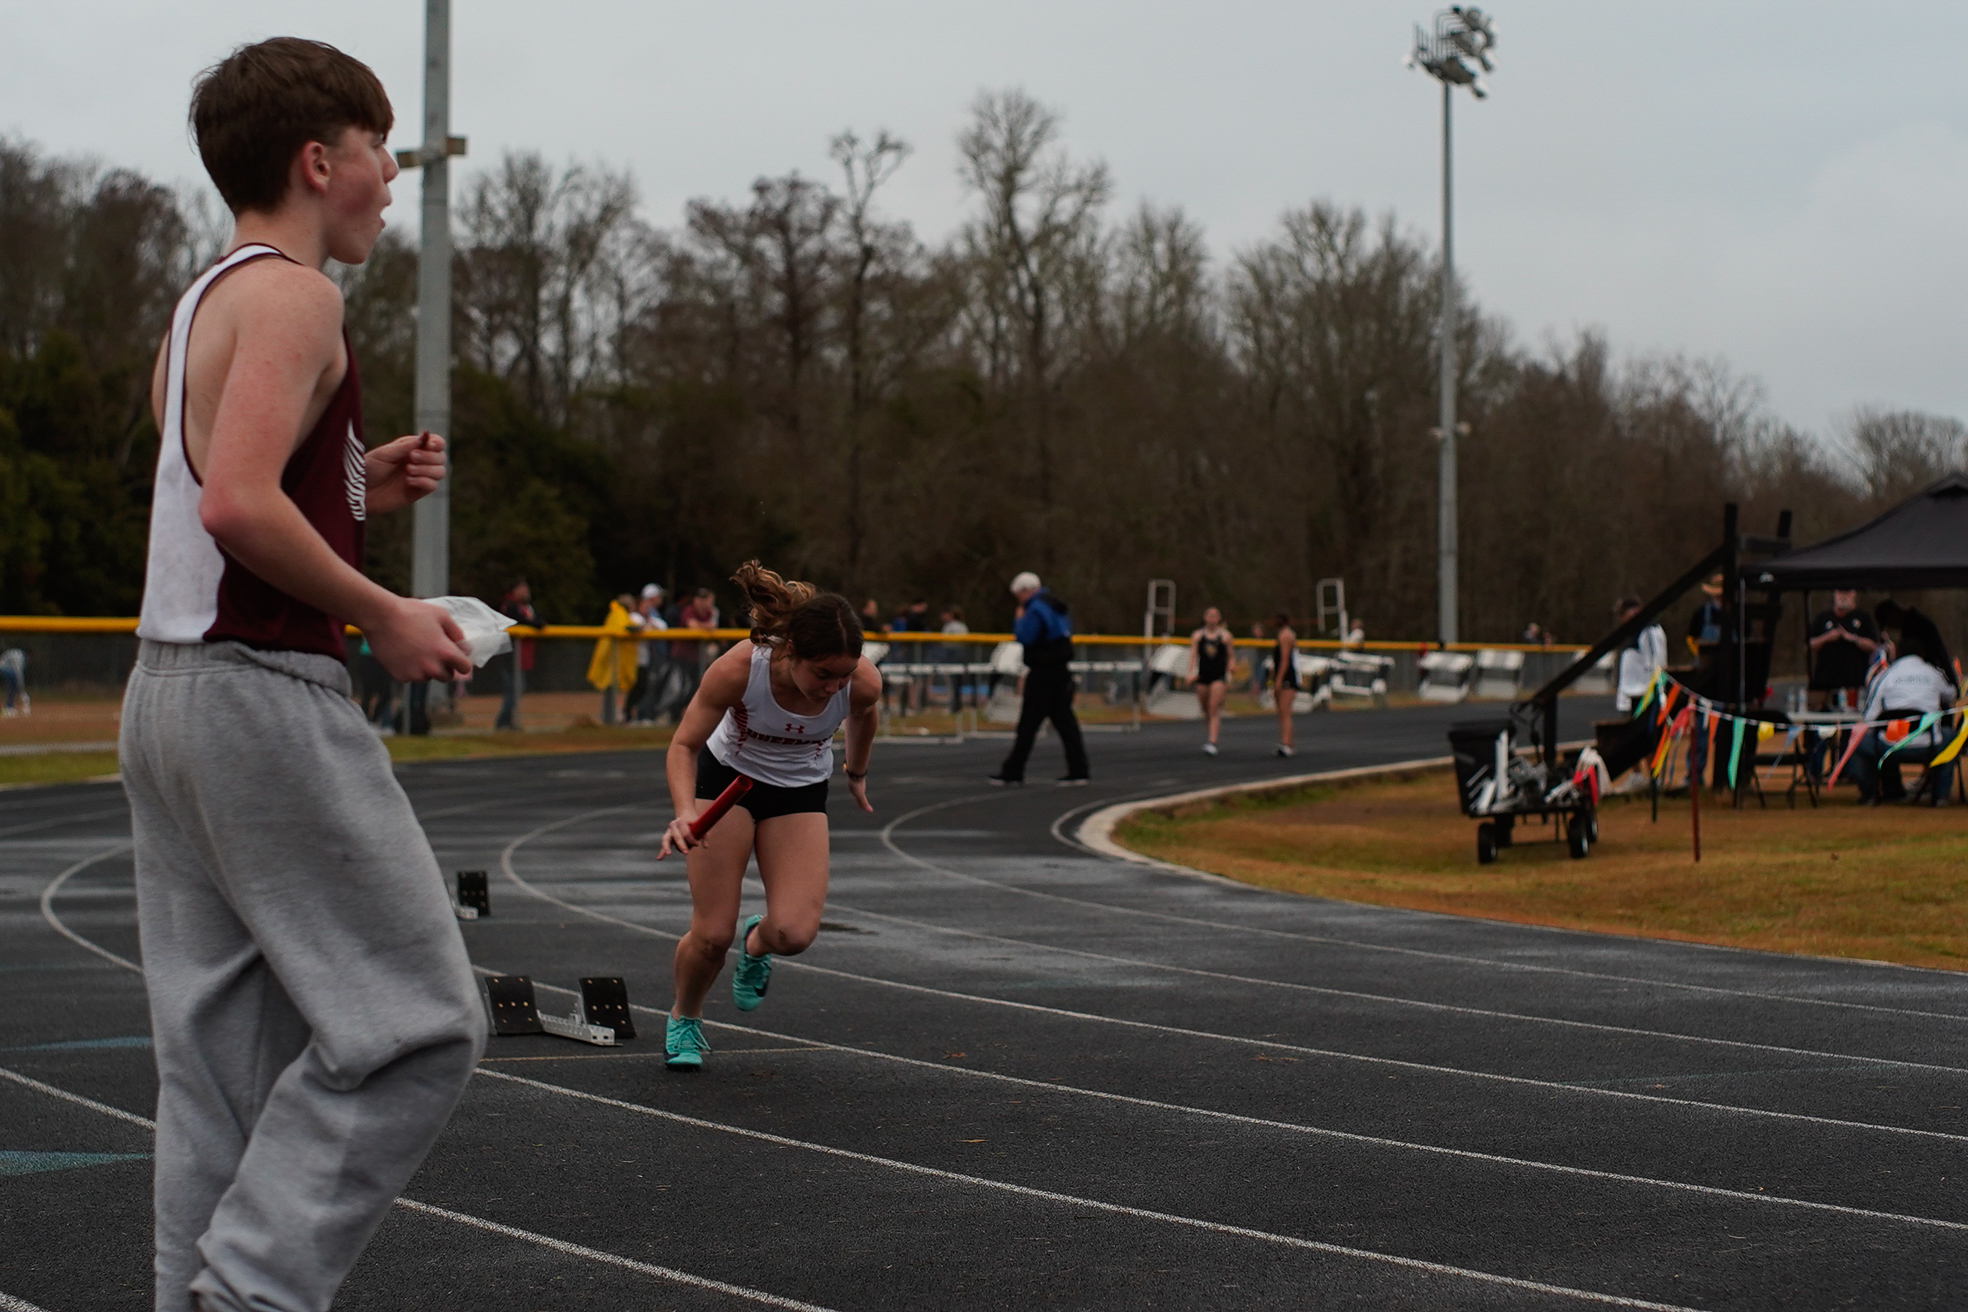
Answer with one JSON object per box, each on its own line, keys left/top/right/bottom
{"left": 832, "top": 129, "right": 910, "bottom": 583}
{"left": 1838, "top": 406, "right": 1967, "bottom": 503}
{"left": 956, "top": 90, "right": 1111, "bottom": 525}
{"left": 457, "top": 152, "right": 642, "bottom": 422}
{"left": 688, "top": 173, "right": 839, "bottom": 444}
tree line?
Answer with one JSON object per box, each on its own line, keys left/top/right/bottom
{"left": 3, "top": 90, "right": 1963, "bottom": 644}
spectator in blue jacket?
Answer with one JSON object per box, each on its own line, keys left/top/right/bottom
{"left": 990, "top": 571, "right": 1090, "bottom": 785}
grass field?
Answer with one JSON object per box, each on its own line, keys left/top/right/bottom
{"left": 1115, "top": 768, "right": 1968, "bottom": 971}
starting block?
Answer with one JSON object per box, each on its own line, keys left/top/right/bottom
{"left": 482, "top": 975, "right": 635, "bottom": 1046}
{"left": 454, "top": 870, "right": 490, "bottom": 920}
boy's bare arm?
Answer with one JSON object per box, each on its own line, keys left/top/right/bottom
{"left": 195, "top": 267, "right": 469, "bottom": 681}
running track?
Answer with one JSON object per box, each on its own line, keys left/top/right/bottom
{"left": 4, "top": 699, "right": 1966, "bottom": 1310}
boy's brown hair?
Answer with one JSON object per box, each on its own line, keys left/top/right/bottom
{"left": 190, "top": 37, "right": 393, "bottom": 215}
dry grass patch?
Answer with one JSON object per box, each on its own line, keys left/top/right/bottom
{"left": 1115, "top": 769, "right": 1968, "bottom": 971}
{"left": 0, "top": 751, "right": 122, "bottom": 788}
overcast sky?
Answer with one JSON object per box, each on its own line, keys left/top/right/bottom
{"left": 5, "top": 1, "right": 1965, "bottom": 438}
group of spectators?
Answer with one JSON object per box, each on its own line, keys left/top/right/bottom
{"left": 858, "top": 598, "right": 970, "bottom": 641}
{"left": 853, "top": 598, "right": 972, "bottom": 716}
{"left": 581, "top": 583, "right": 722, "bottom": 727}
{"left": 1610, "top": 580, "right": 1962, "bottom": 805}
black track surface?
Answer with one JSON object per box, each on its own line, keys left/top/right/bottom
{"left": 4, "top": 699, "right": 1967, "bottom": 1311}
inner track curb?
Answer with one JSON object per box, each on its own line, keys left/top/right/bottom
{"left": 1072, "top": 755, "right": 1455, "bottom": 875}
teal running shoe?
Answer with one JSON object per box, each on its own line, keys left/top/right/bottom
{"left": 732, "top": 913, "right": 772, "bottom": 1012}
{"left": 665, "top": 1015, "right": 710, "bottom": 1070}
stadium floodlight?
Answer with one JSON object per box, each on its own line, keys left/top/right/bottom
{"left": 1408, "top": 6, "right": 1498, "bottom": 645}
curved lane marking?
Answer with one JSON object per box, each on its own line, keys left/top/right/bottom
{"left": 28, "top": 798, "right": 1964, "bottom": 1299}
{"left": 37, "top": 843, "right": 138, "bottom": 972}
{"left": 495, "top": 805, "right": 1968, "bottom": 1147}
{"left": 476, "top": 1068, "right": 1707, "bottom": 1312}
{"left": 0, "top": 804, "right": 129, "bottom": 841}
{"left": 498, "top": 974, "right": 1968, "bottom": 1230}
{"left": 874, "top": 797, "right": 1968, "bottom": 1075}
{"left": 392, "top": 1200, "right": 840, "bottom": 1311}
{"left": 903, "top": 780, "right": 1968, "bottom": 1026}
{"left": 2, "top": 1053, "right": 832, "bottom": 1309}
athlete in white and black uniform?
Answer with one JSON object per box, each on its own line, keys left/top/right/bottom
{"left": 1187, "top": 606, "right": 1234, "bottom": 755}
{"left": 656, "top": 562, "right": 881, "bottom": 1069}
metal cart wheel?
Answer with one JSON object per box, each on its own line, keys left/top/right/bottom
{"left": 1476, "top": 822, "right": 1499, "bottom": 865}
{"left": 1567, "top": 814, "right": 1591, "bottom": 859}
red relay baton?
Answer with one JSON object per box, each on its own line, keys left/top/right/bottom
{"left": 687, "top": 774, "right": 753, "bottom": 843}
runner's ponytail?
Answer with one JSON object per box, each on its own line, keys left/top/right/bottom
{"left": 732, "top": 561, "right": 863, "bottom": 663}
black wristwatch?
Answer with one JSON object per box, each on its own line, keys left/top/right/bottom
{"left": 845, "top": 768, "right": 868, "bottom": 781}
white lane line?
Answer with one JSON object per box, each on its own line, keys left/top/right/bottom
{"left": 822, "top": 892, "right": 1968, "bottom": 1077}
{"left": 0, "top": 1063, "right": 833, "bottom": 1311}
{"left": 496, "top": 810, "right": 1968, "bottom": 1144}
{"left": 0, "top": 1291, "right": 54, "bottom": 1312}
{"left": 25, "top": 804, "right": 1952, "bottom": 1288}
{"left": 36, "top": 843, "right": 138, "bottom": 972}
{"left": 393, "top": 1200, "right": 841, "bottom": 1311}
{"left": 474, "top": 1067, "right": 1706, "bottom": 1312}
{"left": 1056, "top": 781, "right": 1968, "bottom": 1026}
{"left": 0, "top": 1063, "right": 155, "bottom": 1129}
{"left": 498, "top": 976, "right": 1968, "bottom": 1231}
{"left": 0, "top": 804, "right": 128, "bottom": 842}
{"left": 30, "top": 792, "right": 552, "bottom": 976}
{"left": 895, "top": 787, "right": 1968, "bottom": 1026}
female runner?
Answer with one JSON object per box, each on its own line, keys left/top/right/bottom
{"left": 656, "top": 562, "right": 880, "bottom": 1070}
{"left": 1271, "top": 611, "right": 1298, "bottom": 758}
{"left": 1187, "top": 607, "right": 1233, "bottom": 755}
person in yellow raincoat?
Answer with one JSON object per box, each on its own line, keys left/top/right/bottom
{"left": 588, "top": 594, "right": 640, "bottom": 723}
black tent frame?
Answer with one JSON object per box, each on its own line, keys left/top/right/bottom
{"left": 1512, "top": 504, "right": 1793, "bottom": 769}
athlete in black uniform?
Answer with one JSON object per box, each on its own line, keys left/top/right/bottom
{"left": 1188, "top": 607, "right": 1234, "bottom": 754}
{"left": 1271, "top": 611, "right": 1298, "bottom": 758}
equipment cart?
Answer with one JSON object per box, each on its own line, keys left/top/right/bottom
{"left": 1449, "top": 715, "right": 1598, "bottom": 864}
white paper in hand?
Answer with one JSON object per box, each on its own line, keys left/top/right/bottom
{"left": 427, "top": 596, "right": 517, "bottom": 667}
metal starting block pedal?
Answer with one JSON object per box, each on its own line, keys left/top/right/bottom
{"left": 482, "top": 975, "right": 635, "bottom": 1046}
{"left": 453, "top": 870, "right": 490, "bottom": 920}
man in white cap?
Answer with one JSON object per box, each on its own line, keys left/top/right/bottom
{"left": 990, "top": 571, "right": 1090, "bottom": 785}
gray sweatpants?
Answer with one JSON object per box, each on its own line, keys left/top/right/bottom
{"left": 120, "top": 640, "right": 485, "bottom": 1312}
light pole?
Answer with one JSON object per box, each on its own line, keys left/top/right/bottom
{"left": 394, "top": 0, "right": 466, "bottom": 729}
{"left": 395, "top": 0, "right": 467, "bottom": 602}
{"left": 1406, "top": 5, "right": 1497, "bottom": 646}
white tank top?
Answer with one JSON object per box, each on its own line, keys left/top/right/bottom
{"left": 706, "top": 642, "right": 853, "bottom": 787}
{"left": 136, "top": 244, "right": 281, "bottom": 644}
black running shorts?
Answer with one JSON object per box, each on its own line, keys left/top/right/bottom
{"left": 696, "top": 747, "right": 829, "bottom": 822}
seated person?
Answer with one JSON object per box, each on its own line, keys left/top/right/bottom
{"left": 1807, "top": 589, "right": 1880, "bottom": 711}
{"left": 1847, "top": 616, "right": 1962, "bottom": 805}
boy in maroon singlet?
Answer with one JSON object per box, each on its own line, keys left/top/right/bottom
{"left": 123, "top": 39, "right": 483, "bottom": 1312}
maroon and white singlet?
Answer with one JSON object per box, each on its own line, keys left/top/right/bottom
{"left": 704, "top": 642, "right": 853, "bottom": 787}
{"left": 136, "top": 244, "right": 366, "bottom": 660}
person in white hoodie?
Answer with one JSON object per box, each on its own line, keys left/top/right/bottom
{"left": 1848, "top": 604, "right": 1961, "bottom": 805}
{"left": 1612, "top": 594, "right": 1667, "bottom": 715}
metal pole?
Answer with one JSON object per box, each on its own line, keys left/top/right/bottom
{"left": 1436, "top": 80, "right": 1459, "bottom": 646}
{"left": 411, "top": 0, "right": 452, "bottom": 602}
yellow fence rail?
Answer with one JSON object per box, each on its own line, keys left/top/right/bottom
{"left": 0, "top": 616, "right": 1587, "bottom": 655}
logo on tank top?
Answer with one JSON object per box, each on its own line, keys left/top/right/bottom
{"left": 343, "top": 422, "right": 366, "bottom": 522}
